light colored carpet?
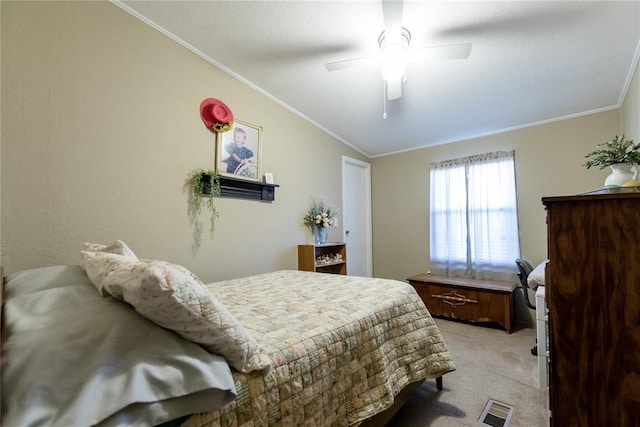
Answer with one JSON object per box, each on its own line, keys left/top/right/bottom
{"left": 388, "top": 318, "right": 549, "bottom": 426}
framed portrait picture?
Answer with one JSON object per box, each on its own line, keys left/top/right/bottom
{"left": 217, "top": 119, "right": 262, "bottom": 182}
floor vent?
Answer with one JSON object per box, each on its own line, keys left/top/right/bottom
{"left": 477, "top": 399, "right": 514, "bottom": 427}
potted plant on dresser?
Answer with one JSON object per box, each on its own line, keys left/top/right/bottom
{"left": 583, "top": 134, "right": 640, "bottom": 187}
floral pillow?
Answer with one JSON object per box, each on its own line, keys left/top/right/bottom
{"left": 80, "top": 239, "right": 159, "bottom": 297}
{"left": 80, "top": 251, "right": 268, "bottom": 373}
{"left": 82, "top": 240, "right": 139, "bottom": 260}
{"left": 80, "top": 251, "right": 142, "bottom": 305}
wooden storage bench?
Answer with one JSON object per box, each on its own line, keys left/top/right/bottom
{"left": 407, "top": 274, "right": 517, "bottom": 333}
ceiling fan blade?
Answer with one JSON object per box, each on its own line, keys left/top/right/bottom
{"left": 386, "top": 78, "right": 402, "bottom": 100}
{"left": 413, "top": 42, "right": 472, "bottom": 60}
{"left": 382, "top": 0, "right": 403, "bottom": 43}
{"left": 325, "top": 56, "right": 378, "bottom": 71}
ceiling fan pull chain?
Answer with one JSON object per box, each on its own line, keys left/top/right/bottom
{"left": 383, "top": 80, "right": 388, "bottom": 119}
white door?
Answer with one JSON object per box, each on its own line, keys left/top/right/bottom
{"left": 342, "top": 156, "right": 372, "bottom": 277}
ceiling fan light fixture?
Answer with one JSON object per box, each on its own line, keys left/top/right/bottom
{"left": 379, "top": 27, "right": 411, "bottom": 82}
{"left": 381, "top": 45, "right": 407, "bottom": 81}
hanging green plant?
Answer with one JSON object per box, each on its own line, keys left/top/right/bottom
{"left": 185, "top": 168, "right": 221, "bottom": 238}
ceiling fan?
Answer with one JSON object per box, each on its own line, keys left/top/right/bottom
{"left": 325, "top": 0, "right": 471, "bottom": 115}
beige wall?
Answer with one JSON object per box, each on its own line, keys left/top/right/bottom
{"left": 0, "top": 1, "right": 367, "bottom": 280}
{"left": 622, "top": 56, "right": 640, "bottom": 141}
{"left": 0, "top": 1, "right": 2, "bottom": 264}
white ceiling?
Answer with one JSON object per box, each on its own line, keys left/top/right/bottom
{"left": 116, "top": 1, "right": 640, "bottom": 157}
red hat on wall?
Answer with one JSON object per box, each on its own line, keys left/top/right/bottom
{"left": 200, "top": 98, "right": 234, "bottom": 133}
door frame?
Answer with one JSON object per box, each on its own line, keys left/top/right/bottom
{"left": 341, "top": 156, "right": 373, "bottom": 277}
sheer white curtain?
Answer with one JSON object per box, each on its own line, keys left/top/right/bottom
{"left": 430, "top": 150, "right": 520, "bottom": 281}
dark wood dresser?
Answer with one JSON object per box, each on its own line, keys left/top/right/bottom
{"left": 542, "top": 189, "right": 640, "bottom": 427}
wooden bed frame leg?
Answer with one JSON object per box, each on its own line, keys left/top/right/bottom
{"left": 436, "top": 376, "right": 443, "bottom": 390}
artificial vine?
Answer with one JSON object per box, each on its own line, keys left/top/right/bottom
{"left": 186, "top": 168, "right": 221, "bottom": 238}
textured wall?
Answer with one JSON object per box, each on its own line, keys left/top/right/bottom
{"left": 0, "top": 2, "right": 366, "bottom": 280}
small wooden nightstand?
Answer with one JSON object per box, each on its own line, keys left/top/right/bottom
{"left": 298, "top": 243, "right": 347, "bottom": 275}
{"left": 407, "top": 274, "right": 516, "bottom": 333}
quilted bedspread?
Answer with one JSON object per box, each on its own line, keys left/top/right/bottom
{"left": 184, "top": 270, "right": 456, "bottom": 427}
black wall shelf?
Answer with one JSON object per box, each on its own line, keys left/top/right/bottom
{"left": 219, "top": 176, "right": 279, "bottom": 202}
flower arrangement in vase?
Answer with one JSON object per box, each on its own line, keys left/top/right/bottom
{"left": 303, "top": 197, "right": 337, "bottom": 244}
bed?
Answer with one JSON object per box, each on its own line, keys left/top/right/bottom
{"left": 1, "top": 242, "right": 456, "bottom": 426}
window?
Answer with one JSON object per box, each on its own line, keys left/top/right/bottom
{"left": 430, "top": 150, "right": 520, "bottom": 281}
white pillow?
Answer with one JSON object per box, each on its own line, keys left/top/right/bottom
{"left": 80, "top": 251, "right": 268, "bottom": 373}
{"left": 527, "top": 260, "right": 548, "bottom": 290}
{"left": 2, "top": 265, "right": 236, "bottom": 427}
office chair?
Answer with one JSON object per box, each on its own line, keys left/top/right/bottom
{"left": 515, "top": 258, "right": 536, "bottom": 310}
{"left": 515, "top": 258, "right": 537, "bottom": 356}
